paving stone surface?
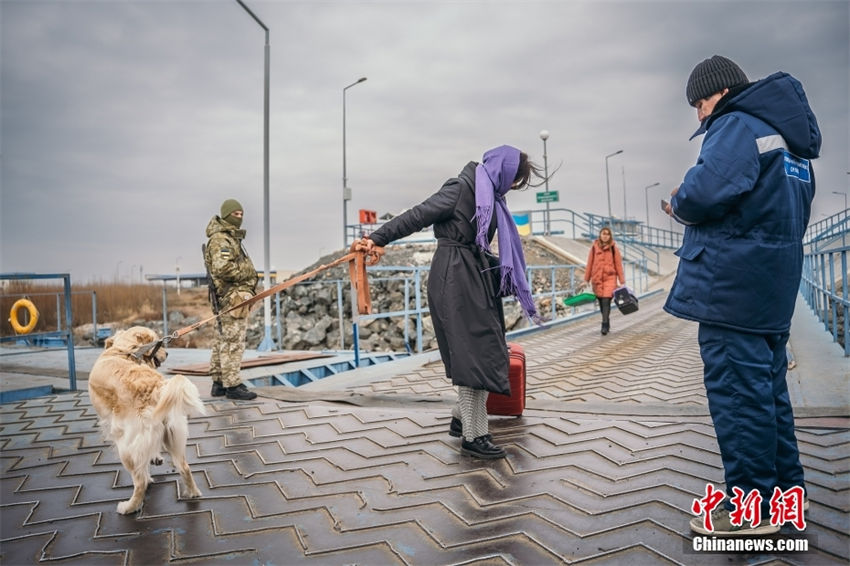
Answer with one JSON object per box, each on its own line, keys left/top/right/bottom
{"left": 1, "top": 294, "right": 848, "bottom": 565}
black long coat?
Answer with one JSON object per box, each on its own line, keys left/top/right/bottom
{"left": 369, "top": 162, "right": 510, "bottom": 395}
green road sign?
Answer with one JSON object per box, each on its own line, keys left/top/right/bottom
{"left": 536, "top": 190, "right": 559, "bottom": 203}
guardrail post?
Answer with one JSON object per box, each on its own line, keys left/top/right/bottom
{"left": 62, "top": 274, "right": 77, "bottom": 391}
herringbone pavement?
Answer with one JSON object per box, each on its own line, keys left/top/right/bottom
{"left": 1, "top": 294, "right": 848, "bottom": 565}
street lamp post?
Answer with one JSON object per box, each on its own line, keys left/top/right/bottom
{"left": 175, "top": 256, "right": 182, "bottom": 296}
{"left": 343, "top": 77, "right": 367, "bottom": 248}
{"left": 539, "top": 130, "right": 550, "bottom": 235}
{"left": 604, "top": 149, "right": 623, "bottom": 225}
{"left": 621, "top": 165, "right": 628, "bottom": 221}
{"left": 235, "top": 0, "right": 274, "bottom": 350}
{"left": 644, "top": 182, "right": 660, "bottom": 228}
{"left": 833, "top": 190, "right": 848, "bottom": 210}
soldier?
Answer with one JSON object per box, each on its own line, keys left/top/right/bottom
{"left": 204, "top": 198, "right": 258, "bottom": 400}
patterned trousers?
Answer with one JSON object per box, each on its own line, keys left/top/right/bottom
{"left": 453, "top": 386, "right": 489, "bottom": 441}
{"left": 210, "top": 312, "right": 248, "bottom": 387}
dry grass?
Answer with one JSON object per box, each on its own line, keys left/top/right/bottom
{"left": 0, "top": 281, "right": 180, "bottom": 337}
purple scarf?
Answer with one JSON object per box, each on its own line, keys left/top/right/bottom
{"left": 474, "top": 145, "right": 540, "bottom": 324}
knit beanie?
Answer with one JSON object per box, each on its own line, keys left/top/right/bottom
{"left": 220, "top": 199, "right": 243, "bottom": 227}
{"left": 686, "top": 55, "right": 749, "bottom": 106}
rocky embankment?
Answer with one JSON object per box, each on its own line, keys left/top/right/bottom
{"left": 260, "top": 240, "right": 586, "bottom": 352}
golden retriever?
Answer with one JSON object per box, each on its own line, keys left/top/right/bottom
{"left": 88, "top": 326, "right": 206, "bottom": 515}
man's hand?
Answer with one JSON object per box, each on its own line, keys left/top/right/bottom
{"left": 663, "top": 186, "right": 680, "bottom": 216}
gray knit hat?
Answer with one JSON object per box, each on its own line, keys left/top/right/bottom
{"left": 686, "top": 55, "right": 749, "bottom": 106}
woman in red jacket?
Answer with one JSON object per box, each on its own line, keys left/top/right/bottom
{"left": 584, "top": 227, "right": 625, "bottom": 335}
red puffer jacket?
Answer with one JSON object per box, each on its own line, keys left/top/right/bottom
{"left": 584, "top": 241, "right": 625, "bottom": 298}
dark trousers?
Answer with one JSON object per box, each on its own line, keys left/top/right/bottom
{"left": 697, "top": 324, "right": 805, "bottom": 509}
{"left": 597, "top": 297, "right": 611, "bottom": 324}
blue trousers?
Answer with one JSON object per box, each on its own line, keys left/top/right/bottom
{"left": 697, "top": 324, "right": 805, "bottom": 508}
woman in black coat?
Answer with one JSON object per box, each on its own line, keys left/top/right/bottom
{"left": 361, "top": 145, "right": 543, "bottom": 459}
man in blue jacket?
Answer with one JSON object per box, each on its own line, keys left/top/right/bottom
{"left": 663, "top": 55, "right": 821, "bottom": 536}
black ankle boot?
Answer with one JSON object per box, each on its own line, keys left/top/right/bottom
{"left": 601, "top": 322, "right": 610, "bottom": 335}
{"left": 226, "top": 383, "right": 257, "bottom": 400}
{"left": 461, "top": 435, "right": 506, "bottom": 459}
{"left": 211, "top": 381, "right": 226, "bottom": 397}
{"left": 449, "top": 417, "right": 462, "bottom": 437}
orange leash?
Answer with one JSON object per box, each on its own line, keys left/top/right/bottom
{"left": 147, "top": 243, "right": 383, "bottom": 354}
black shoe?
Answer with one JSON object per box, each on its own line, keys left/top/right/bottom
{"left": 211, "top": 381, "right": 226, "bottom": 397}
{"left": 601, "top": 322, "right": 609, "bottom": 335}
{"left": 461, "top": 435, "right": 506, "bottom": 459}
{"left": 226, "top": 383, "right": 257, "bottom": 400}
{"left": 449, "top": 417, "right": 462, "bottom": 437}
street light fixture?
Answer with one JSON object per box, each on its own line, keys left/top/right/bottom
{"left": 343, "top": 77, "right": 367, "bottom": 248}
{"left": 539, "top": 130, "right": 550, "bottom": 235}
{"left": 644, "top": 182, "right": 660, "bottom": 227}
{"left": 235, "top": 0, "right": 273, "bottom": 350}
{"left": 604, "top": 149, "right": 623, "bottom": 224}
{"left": 833, "top": 191, "right": 847, "bottom": 210}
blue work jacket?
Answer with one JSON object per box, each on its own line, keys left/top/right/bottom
{"left": 664, "top": 72, "right": 821, "bottom": 333}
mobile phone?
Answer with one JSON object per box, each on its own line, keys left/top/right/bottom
{"left": 661, "top": 199, "right": 670, "bottom": 211}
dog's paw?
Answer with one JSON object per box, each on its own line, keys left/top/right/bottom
{"left": 116, "top": 500, "right": 140, "bottom": 515}
{"left": 186, "top": 488, "right": 202, "bottom": 499}
{"left": 151, "top": 456, "right": 163, "bottom": 466}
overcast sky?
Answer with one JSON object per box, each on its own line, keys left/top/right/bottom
{"left": 2, "top": 0, "right": 848, "bottom": 283}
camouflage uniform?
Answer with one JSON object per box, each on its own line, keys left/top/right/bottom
{"left": 205, "top": 215, "right": 257, "bottom": 388}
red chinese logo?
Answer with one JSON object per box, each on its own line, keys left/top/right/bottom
{"left": 691, "top": 484, "right": 807, "bottom": 533}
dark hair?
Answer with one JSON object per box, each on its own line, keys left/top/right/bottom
{"left": 513, "top": 152, "right": 547, "bottom": 190}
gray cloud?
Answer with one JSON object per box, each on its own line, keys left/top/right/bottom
{"left": 2, "top": 0, "right": 847, "bottom": 282}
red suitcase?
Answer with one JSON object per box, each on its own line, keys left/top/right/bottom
{"left": 486, "top": 342, "right": 526, "bottom": 416}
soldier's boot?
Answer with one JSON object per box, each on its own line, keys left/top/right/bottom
{"left": 226, "top": 383, "right": 257, "bottom": 400}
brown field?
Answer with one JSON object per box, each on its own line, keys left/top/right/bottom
{"left": 1, "top": 281, "right": 211, "bottom": 341}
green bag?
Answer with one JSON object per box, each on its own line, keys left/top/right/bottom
{"left": 563, "top": 292, "right": 596, "bottom": 307}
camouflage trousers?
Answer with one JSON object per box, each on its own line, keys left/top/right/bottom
{"left": 210, "top": 312, "right": 248, "bottom": 388}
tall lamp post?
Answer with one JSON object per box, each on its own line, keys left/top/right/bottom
{"left": 175, "top": 256, "right": 182, "bottom": 296}
{"left": 235, "top": 0, "right": 273, "bottom": 350}
{"left": 644, "top": 182, "right": 660, "bottom": 228}
{"left": 604, "top": 149, "right": 623, "bottom": 225}
{"left": 833, "top": 190, "right": 848, "bottom": 210}
{"left": 621, "top": 165, "right": 628, "bottom": 221}
{"left": 539, "top": 130, "right": 550, "bottom": 234}
{"left": 343, "top": 77, "right": 367, "bottom": 248}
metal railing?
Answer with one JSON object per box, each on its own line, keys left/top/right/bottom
{"left": 800, "top": 245, "right": 848, "bottom": 355}
{"left": 347, "top": 206, "right": 683, "bottom": 251}
{"left": 0, "top": 273, "right": 78, "bottom": 391}
{"left": 801, "top": 209, "right": 849, "bottom": 355}
{"left": 227, "top": 261, "right": 646, "bottom": 355}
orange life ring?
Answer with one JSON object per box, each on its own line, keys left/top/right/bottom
{"left": 9, "top": 298, "right": 39, "bottom": 334}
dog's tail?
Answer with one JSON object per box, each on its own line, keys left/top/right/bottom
{"left": 152, "top": 374, "right": 207, "bottom": 422}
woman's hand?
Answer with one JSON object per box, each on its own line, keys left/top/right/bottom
{"left": 352, "top": 237, "right": 384, "bottom": 265}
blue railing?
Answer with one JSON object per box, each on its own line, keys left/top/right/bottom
{"left": 348, "top": 207, "right": 682, "bottom": 251}
{"left": 257, "top": 259, "right": 650, "bottom": 355}
{"left": 801, "top": 209, "right": 849, "bottom": 355}
{"left": 0, "top": 273, "right": 78, "bottom": 392}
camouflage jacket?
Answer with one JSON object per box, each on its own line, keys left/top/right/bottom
{"left": 204, "top": 216, "right": 257, "bottom": 308}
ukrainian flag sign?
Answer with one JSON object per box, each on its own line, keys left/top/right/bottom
{"left": 513, "top": 213, "right": 531, "bottom": 236}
